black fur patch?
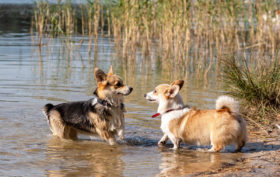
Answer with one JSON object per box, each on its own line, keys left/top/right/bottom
{"left": 43, "top": 103, "right": 54, "bottom": 118}
{"left": 50, "top": 98, "right": 111, "bottom": 133}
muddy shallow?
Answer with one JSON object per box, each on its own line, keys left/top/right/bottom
{"left": 0, "top": 30, "right": 280, "bottom": 176}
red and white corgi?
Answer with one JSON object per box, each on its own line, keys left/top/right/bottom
{"left": 144, "top": 80, "right": 247, "bottom": 152}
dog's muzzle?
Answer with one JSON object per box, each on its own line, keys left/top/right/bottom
{"left": 144, "top": 93, "right": 156, "bottom": 102}
{"left": 123, "top": 87, "right": 133, "bottom": 95}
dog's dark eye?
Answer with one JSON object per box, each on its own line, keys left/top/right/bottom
{"left": 154, "top": 90, "right": 157, "bottom": 94}
{"left": 116, "top": 82, "right": 122, "bottom": 87}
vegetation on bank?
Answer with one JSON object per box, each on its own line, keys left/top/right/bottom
{"left": 31, "top": 0, "right": 280, "bottom": 124}
{"left": 222, "top": 57, "right": 280, "bottom": 124}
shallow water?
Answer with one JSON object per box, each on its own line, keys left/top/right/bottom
{"left": 0, "top": 26, "right": 253, "bottom": 176}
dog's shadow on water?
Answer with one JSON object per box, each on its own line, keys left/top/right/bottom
{"left": 123, "top": 136, "right": 280, "bottom": 154}
{"left": 49, "top": 134, "right": 280, "bottom": 154}
{"left": 242, "top": 141, "right": 280, "bottom": 153}
{"left": 122, "top": 136, "right": 158, "bottom": 147}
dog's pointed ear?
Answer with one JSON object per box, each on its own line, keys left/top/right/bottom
{"left": 171, "top": 80, "right": 184, "bottom": 90}
{"left": 165, "top": 80, "right": 184, "bottom": 98}
{"left": 94, "top": 68, "right": 107, "bottom": 82}
{"left": 108, "top": 66, "right": 113, "bottom": 76}
{"left": 165, "top": 85, "right": 180, "bottom": 98}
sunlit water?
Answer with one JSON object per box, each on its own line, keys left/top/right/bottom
{"left": 0, "top": 26, "right": 250, "bottom": 176}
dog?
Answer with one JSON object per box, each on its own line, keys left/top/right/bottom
{"left": 144, "top": 80, "right": 247, "bottom": 152}
{"left": 42, "top": 67, "right": 133, "bottom": 145}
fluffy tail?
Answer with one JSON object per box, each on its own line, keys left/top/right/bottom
{"left": 216, "top": 96, "right": 239, "bottom": 113}
{"left": 42, "top": 103, "right": 54, "bottom": 119}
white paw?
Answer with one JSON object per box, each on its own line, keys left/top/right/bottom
{"left": 119, "top": 135, "right": 124, "bottom": 140}
{"left": 208, "top": 147, "right": 215, "bottom": 152}
{"left": 108, "top": 138, "right": 117, "bottom": 145}
{"left": 172, "top": 146, "right": 179, "bottom": 150}
{"left": 118, "top": 130, "right": 124, "bottom": 140}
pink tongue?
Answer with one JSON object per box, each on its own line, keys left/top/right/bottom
{"left": 152, "top": 113, "right": 161, "bottom": 118}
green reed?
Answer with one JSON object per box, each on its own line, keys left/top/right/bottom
{"left": 222, "top": 56, "right": 280, "bottom": 124}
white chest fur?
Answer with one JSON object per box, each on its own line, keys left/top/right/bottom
{"left": 160, "top": 108, "right": 190, "bottom": 135}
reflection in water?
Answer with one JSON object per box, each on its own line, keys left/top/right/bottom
{"left": 158, "top": 149, "right": 242, "bottom": 177}
{"left": 46, "top": 137, "right": 124, "bottom": 177}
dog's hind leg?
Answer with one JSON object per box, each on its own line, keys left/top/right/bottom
{"left": 67, "top": 127, "right": 78, "bottom": 140}
{"left": 235, "top": 119, "right": 247, "bottom": 152}
{"left": 49, "top": 118, "right": 66, "bottom": 139}
{"left": 209, "top": 143, "right": 224, "bottom": 152}
{"left": 235, "top": 140, "right": 245, "bottom": 152}
{"left": 235, "top": 132, "right": 247, "bottom": 152}
{"left": 48, "top": 111, "right": 67, "bottom": 139}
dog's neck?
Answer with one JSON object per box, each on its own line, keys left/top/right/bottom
{"left": 94, "top": 89, "right": 124, "bottom": 108}
{"left": 158, "top": 94, "right": 185, "bottom": 114}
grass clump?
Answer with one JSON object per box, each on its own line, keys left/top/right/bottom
{"left": 222, "top": 57, "right": 280, "bottom": 124}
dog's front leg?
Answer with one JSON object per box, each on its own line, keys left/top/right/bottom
{"left": 158, "top": 134, "right": 169, "bottom": 147}
{"left": 117, "top": 128, "right": 124, "bottom": 140}
{"left": 96, "top": 128, "right": 117, "bottom": 145}
{"left": 117, "top": 115, "right": 125, "bottom": 140}
{"left": 169, "top": 135, "right": 181, "bottom": 149}
{"left": 108, "top": 138, "right": 117, "bottom": 145}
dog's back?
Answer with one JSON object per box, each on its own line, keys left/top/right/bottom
{"left": 42, "top": 98, "right": 118, "bottom": 140}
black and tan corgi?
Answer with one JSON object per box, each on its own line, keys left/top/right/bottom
{"left": 42, "top": 67, "right": 133, "bottom": 145}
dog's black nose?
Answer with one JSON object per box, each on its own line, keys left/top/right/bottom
{"left": 129, "top": 87, "right": 133, "bottom": 92}
{"left": 144, "top": 94, "right": 147, "bottom": 97}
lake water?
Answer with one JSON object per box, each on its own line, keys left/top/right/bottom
{"left": 0, "top": 13, "right": 251, "bottom": 177}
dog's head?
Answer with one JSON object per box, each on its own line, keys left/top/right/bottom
{"left": 94, "top": 67, "right": 133, "bottom": 101}
{"left": 144, "top": 80, "right": 184, "bottom": 113}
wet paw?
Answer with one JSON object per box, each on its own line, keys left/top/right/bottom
{"left": 108, "top": 138, "right": 117, "bottom": 146}
{"left": 119, "top": 135, "right": 124, "bottom": 140}
{"left": 158, "top": 141, "right": 166, "bottom": 147}
{"left": 171, "top": 146, "right": 179, "bottom": 150}
{"left": 117, "top": 130, "right": 124, "bottom": 140}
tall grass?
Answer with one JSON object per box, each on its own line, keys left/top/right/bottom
{"left": 222, "top": 56, "right": 280, "bottom": 123}
{"left": 32, "top": 0, "right": 280, "bottom": 69}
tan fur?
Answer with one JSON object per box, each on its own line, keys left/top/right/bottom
{"left": 168, "top": 109, "right": 247, "bottom": 152}
{"left": 48, "top": 110, "right": 78, "bottom": 140}
{"left": 145, "top": 80, "right": 247, "bottom": 152}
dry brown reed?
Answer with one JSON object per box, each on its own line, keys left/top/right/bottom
{"left": 32, "top": 0, "right": 280, "bottom": 77}
{"left": 31, "top": 0, "right": 280, "bottom": 125}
